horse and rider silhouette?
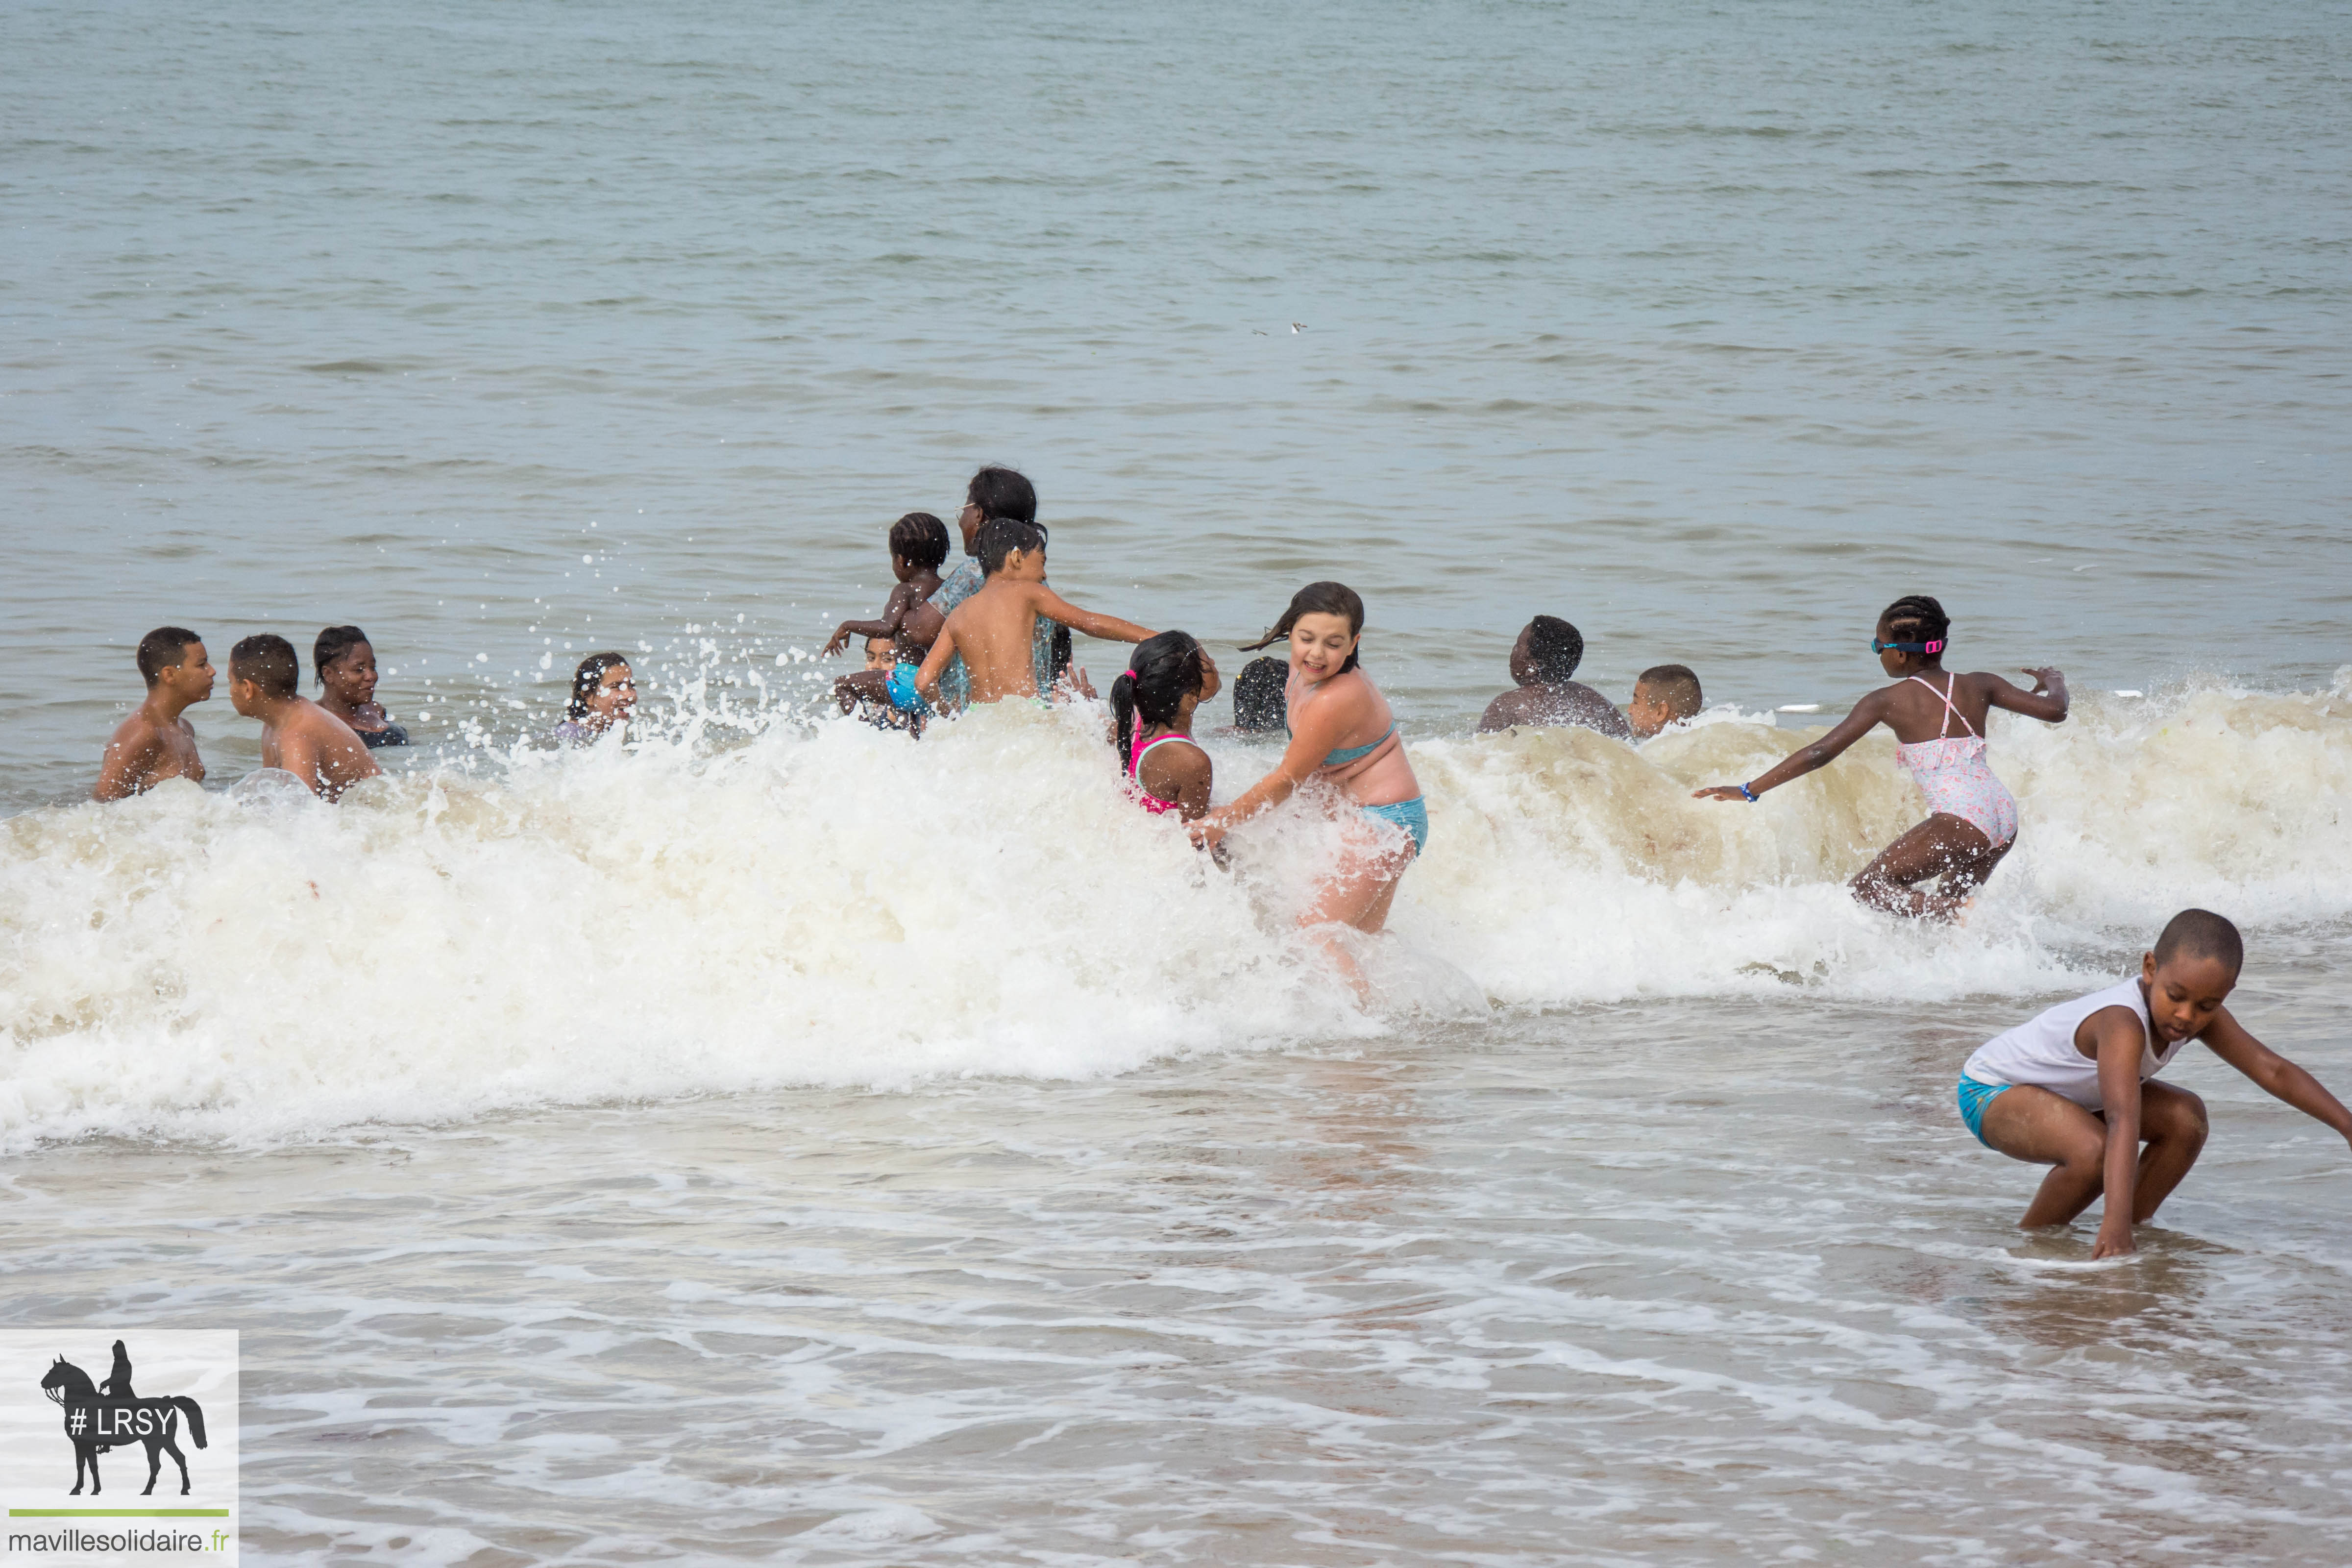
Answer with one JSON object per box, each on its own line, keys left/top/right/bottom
{"left": 38, "top": 1340, "right": 209, "bottom": 1495}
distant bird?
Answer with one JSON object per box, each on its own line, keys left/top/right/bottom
{"left": 1252, "top": 329, "right": 1268, "bottom": 336}
{"left": 1291, "top": 322, "right": 1305, "bottom": 333}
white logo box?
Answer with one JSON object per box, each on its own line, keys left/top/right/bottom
{"left": 0, "top": 1331, "right": 237, "bottom": 1564}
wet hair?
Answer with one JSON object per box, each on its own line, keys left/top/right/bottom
{"left": 136, "top": 626, "right": 201, "bottom": 688}
{"left": 313, "top": 625, "right": 372, "bottom": 686}
{"left": 1232, "top": 656, "right": 1288, "bottom": 733}
{"left": 1111, "top": 632, "right": 1208, "bottom": 773}
{"left": 1526, "top": 615, "right": 1583, "bottom": 684}
{"left": 229, "top": 633, "right": 299, "bottom": 699}
{"left": 567, "top": 652, "right": 631, "bottom": 720}
{"left": 888, "top": 512, "right": 950, "bottom": 572}
{"left": 2153, "top": 908, "right": 2244, "bottom": 977}
{"left": 977, "top": 517, "right": 1044, "bottom": 577}
{"left": 1636, "top": 663, "right": 1704, "bottom": 719}
{"left": 1879, "top": 595, "right": 1951, "bottom": 653}
{"left": 966, "top": 466, "right": 1036, "bottom": 525}
{"left": 1239, "top": 582, "right": 1366, "bottom": 675}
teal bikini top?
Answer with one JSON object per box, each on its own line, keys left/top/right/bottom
{"left": 1288, "top": 720, "right": 1395, "bottom": 768}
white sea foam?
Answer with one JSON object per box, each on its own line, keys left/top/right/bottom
{"left": 2, "top": 680, "right": 2348, "bottom": 1149}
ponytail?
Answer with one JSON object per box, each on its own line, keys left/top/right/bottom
{"left": 1239, "top": 581, "right": 1366, "bottom": 675}
{"left": 1112, "top": 631, "right": 1207, "bottom": 775}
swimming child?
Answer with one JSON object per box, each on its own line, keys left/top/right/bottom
{"left": 1112, "top": 632, "right": 1221, "bottom": 821}
{"left": 1477, "top": 615, "right": 1634, "bottom": 740}
{"left": 1958, "top": 909, "right": 2352, "bottom": 1258}
{"left": 93, "top": 626, "right": 215, "bottom": 800}
{"left": 226, "top": 633, "right": 382, "bottom": 800}
{"left": 313, "top": 625, "right": 410, "bottom": 748}
{"left": 913, "top": 519, "right": 1152, "bottom": 708}
{"left": 1695, "top": 595, "right": 2068, "bottom": 919}
{"left": 825, "top": 512, "right": 949, "bottom": 728}
{"left": 555, "top": 652, "right": 636, "bottom": 743}
{"left": 1627, "top": 663, "right": 1703, "bottom": 740}
{"left": 1229, "top": 656, "right": 1289, "bottom": 735}
{"left": 1191, "top": 582, "right": 1425, "bottom": 995}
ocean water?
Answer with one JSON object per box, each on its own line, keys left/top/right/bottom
{"left": 5, "top": 0, "right": 2351, "bottom": 1562}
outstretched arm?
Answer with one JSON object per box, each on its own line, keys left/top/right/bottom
{"left": 1694, "top": 690, "right": 1890, "bottom": 803}
{"left": 824, "top": 583, "right": 921, "bottom": 657}
{"left": 1029, "top": 586, "right": 1152, "bottom": 645}
{"left": 93, "top": 718, "right": 161, "bottom": 801}
{"left": 2203, "top": 1007, "right": 2352, "bottom": 1149}
{"left": 914, "top": 623, "right": 958, "bottom": 705}
{"left": 1985, "top": 667, "right": 2069, "bottom": 724}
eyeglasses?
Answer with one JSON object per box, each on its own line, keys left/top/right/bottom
{"left": 1871, "top": 637, "right": 1943, "bottom": 655}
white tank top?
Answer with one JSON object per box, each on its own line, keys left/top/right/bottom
{"left": 1961, "top": 976, "right": 2190, "bottom": 1111}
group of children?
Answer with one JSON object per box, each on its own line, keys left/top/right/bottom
{"left": 84, "top": 466, "right": 2352, "bottom": 1253}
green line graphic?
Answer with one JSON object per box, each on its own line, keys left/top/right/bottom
{"left": 8, "top": 1508, "right": 230, "bottom": 1517}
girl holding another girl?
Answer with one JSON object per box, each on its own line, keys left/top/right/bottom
{"left": 1192, "top": 583, "right": 1426, "bottom": 992}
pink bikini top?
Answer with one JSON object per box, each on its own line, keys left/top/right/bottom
{"left": 1129, "top": 732, "right": 1203, "bottom": 815}
{"left": 1903, "top": 673, "right": 1980, "bottom": 739}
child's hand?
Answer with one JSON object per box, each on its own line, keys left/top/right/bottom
{"left": 1692, "top": 785, "right": 1752, "bottom": 803}
{"left": 2091, "top": 1217, "right": 2136, "bottom": 1260}
{"left": 1057, "top": 666, "right": 1098, "bottom": 702}
{"left": 821, "top": 626, "right": 855, "bottom": 658}
{"left": 2024, "top": 666, "right": 2063, "bottom": 693}
{"left": 1188, "top": 815, "right": 1229, "bottom": 851}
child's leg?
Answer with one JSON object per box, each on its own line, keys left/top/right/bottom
{"left": 1298, "top": 826, "right": 1416, "bottom": 998}
{"left": 1850, "top": 814, "right": 1998, "bottom": 920}
{"left": 2126, "top": 1080, "right": 2209, "bottom": 1221}
{"left": 1978, "top": 1085, "right": 2112, "bottom": 1227}
{"left": 1979, "top": 1082, "right": 2210, "bottom": 1228}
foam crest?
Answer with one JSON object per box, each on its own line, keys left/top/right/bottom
{"left": 1, "top": 679, "right": 2346, "bottom": 1146}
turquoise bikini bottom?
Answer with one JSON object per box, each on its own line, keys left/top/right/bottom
{"left": 1360, "top": 796, "right": 1429, "bottom": 856}
{"left": 1956, "top": 1073, "right": 2011, "bottom": 1148}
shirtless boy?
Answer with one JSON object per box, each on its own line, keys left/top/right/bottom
{"left": 94, "top": 626, "right": 215, "bottom": 800}
{"left": 914, "top": 519, "right": 1152, "bottom": 708}
{"left": 226, "top": 633, "right": 382, "bottom": 800}
{"left": 1477, "top": 616, "right": 1634, "bottom": 740}
{"left": 1958, "top": 908, "right": 2352, "bottom": 1258}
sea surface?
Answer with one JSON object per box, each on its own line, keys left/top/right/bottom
{"left": 4, "top": 0, "right": 2350, "bottom": 1562}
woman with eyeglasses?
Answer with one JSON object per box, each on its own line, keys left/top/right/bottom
{"left": 1694, "top": 595, "right": 2068, "bottom": 920}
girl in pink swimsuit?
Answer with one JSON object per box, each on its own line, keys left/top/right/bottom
{"left": 1696, "top": 595, "right": 2071, "bottom": 920}
{"left": 1111, "top": 631, "right": 1222, "bottom": 822}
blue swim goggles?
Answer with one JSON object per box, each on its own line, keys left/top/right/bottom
{"left": 1872, "top": 637, "right": 1944, "bottom": 655}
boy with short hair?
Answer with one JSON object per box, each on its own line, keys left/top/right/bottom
{"left": 1959, "top": 908, "right": 2352, "bottom": 1257}
{"left": 226, "top": 634, "right": 383, "bottom": 800}
{"left": 914, "top": 519, "right": 1152, "bottom": 708}
{"left": 825, "top": 513, "right": 951, "bottom": 728}
{"left": 94, "top": 627, "right": 216, "bottom": 800}
{"left": 1477, "top": 615, "right": 1634, "bottom": 740}
{"left": 1628, "top": 663, "right": 1703, "bottom": 739}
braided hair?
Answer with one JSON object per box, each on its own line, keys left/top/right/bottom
{"left": 1112, "top": 631, "right": 1207, "bottom": 774}
{"left": 1879, "top": 594, "right": 1950, "bottom": 655}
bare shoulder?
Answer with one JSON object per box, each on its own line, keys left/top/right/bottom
{"left": 1478, "top": 690, "right": 1530, "bottom": 733}
{"left": 2071, "top": 1002, "right": 2148, "bottom": 1058}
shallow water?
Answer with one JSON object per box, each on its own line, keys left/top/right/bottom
{"left": 11, "top": 990, "right": 2349, "bottom": 1565}
{"left": 6, "top": 0, "right": 2352, "bottom": 1562}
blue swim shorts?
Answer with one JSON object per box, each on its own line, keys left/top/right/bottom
{"left": 884, "top": 663, "right": 932, "bottom": 716}
{"left": 1956, "top": 1073, "right": 2010, "bottom": 1149}
{"left": 1360, "top": 796, "right": 1429, "bottom": 856}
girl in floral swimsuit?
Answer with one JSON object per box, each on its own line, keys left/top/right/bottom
{"left": 1695, "top": 595, "right": 2070, "bottom": 920}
